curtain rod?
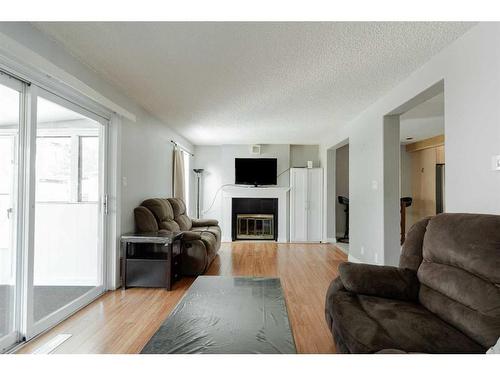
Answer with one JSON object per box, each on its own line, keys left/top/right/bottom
{"left": 171, "top": 140, "right": 194, "bottom": 156}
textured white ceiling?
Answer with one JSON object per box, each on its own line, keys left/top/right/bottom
{"left": 33, "top": 22, "right": 472, "bottom": 145}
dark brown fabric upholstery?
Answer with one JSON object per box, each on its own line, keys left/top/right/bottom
{"left": 418, "top": 213, "right": 500, "bottom": 348}
{"left": 167, "top": 198, "right": 192, "bottom": 231}
{"left": 327, "top": 286, "right": 484, "bottom": 354}
{"left": 325, "top": 213, "right": 500, "bottom": 354}
{"left": 192, "top": 218, "right": 219, "bottom": 227}
{"left": 139, "top": 198, "right": 180, "bottom": 232}
{"left": 134, "top": 198, "right": 221, "bottom": 276}
{"left": 399, "top": 216, "right": 430, "bottom": 271}
{"left": 134, "top": 206, "right": 159, "bottom": 232}
{"left": 339, "top": 263, "right": 419, "bottom": 301}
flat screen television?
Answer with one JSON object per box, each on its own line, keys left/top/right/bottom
{"left": 235, "top": 158, "right": 277, "bottom": 186}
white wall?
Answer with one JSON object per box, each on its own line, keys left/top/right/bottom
{"left": 321, "top": 23, "right": 500, "bottom": 265}
{"left": 290, "top": 145, "right": 320, "bottom": 168}
{"left": 193, "top": 144, "right": 293, "bottom": 224}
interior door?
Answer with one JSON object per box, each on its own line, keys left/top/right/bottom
{"left": 290, "top": 168, "right": 308, "bottom": 242}
{"left": 26, "top": 88, "right": 107, "bottom": 339}
{"left": 307, "top": 169, "right": 323, "bottom": 242}
{"left": 0, "top": 73, "right": 23, "bottom": 352}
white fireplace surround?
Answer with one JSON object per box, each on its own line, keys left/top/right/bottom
{"left": 221, "top": 186, "right": 290, "bottom": 242}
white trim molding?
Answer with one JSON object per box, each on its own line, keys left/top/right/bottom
{"left": 221, "top": 186, "right": 290, "bottom": 243}
{"left": 347, "top": 253, "right": 361, "bottom": 263}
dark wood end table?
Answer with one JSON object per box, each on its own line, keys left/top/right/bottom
{"left": 120, "top": 231, "right": 183, "bottom": 291}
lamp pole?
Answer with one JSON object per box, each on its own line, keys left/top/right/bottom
{"left": 193, "top": 169, "right": 204, "bottom": 219}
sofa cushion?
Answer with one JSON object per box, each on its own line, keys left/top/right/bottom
{"left": 159, "top": 220, "right": 181, "bottom": 232}
{"left": 141, "top": 199, "right": 180, "bottom": 232}
{"left": 328, "top": 289, "right": 485, "bottom": 354}
{"left": 422, "top": 213, "right": 500, "bottom": 283}
{"left": 418, "top": 213, "right": 500, "bottom": 348}
{"left": 168, "top": 198, "right": 193, "bottom": 231}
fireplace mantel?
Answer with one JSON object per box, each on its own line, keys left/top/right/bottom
{"left": 221, "top": 186, "right": 290, "bottom": 242}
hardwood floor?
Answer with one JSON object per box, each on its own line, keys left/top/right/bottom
{"left": 16, "top": 242, "right": 346, "bottom": 354}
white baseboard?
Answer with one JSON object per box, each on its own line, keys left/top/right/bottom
{"left": 348, "top": 254, "right": 361, "bottom": 263}
{"left": 335, "top": 245, "right": 349, "bottom": 255}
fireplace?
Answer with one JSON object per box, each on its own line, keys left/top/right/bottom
{"left": 232, "top": 198, "right": 278, "bottom": 241}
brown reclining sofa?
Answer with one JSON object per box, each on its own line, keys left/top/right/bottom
{"left": 325, "top": 213, "right": 500, "bottom": 353}
{"left": 134, "top": 197, "right": 221, "bottom": 276}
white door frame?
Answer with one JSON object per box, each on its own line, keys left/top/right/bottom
{"left": 0, "top": 55, "right": 119, "bottom": 350}
{"left": 0, "top": 71, "right": 26, "bottom": 353}
{"left": 23, "top": 86, "right": 109, "bottom": 340}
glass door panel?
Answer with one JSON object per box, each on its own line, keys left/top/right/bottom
{"left": 0, "top": 78, "right": 21, "bottom": 351}
{"left": 31, "top": 93, "right": 105, "bottom": 331}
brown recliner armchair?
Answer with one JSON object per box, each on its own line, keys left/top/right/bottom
{"left": 134, "top": 198, "right": 221, "bottom": 276}
{"left": 325, "top": 213, "right": 500, "bottom": 353}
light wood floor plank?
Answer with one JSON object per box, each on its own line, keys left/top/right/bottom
{"left": 16, "top": 242, "right": 346, "bottom": 354}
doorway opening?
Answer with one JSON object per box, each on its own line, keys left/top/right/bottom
{"left": 335, "top": 144, "right": 349, "bottom": 252}
{"left": 326, "top": 139, "right": 349, "bottom": 255}
{"left": 400, "top": 93, "right": 445, "bottom": 243}
{"left": 383, "top": 80, "right": 444, "bottom": 266}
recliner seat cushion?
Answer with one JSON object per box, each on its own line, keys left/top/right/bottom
{"left": 191, "top": 225, "right": 221, "bottom": 239}
{"left": 328, "top": 288, "right": 485, "bottom": 354}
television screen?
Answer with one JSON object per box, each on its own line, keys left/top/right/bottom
{"left": 235, "top": 158, "right": 277, "bottom": 186}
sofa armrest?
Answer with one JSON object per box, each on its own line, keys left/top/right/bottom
{"left": 192, "top": 218, "right": 219, "bottom": 227}
{"left": 134, "top": 206, "right": 159, "bottom": 232}
{"left": 181, "top": 231, "right": 202, "bottom": 241}
{"left": 339, "top": 262, "right": 420, "bottom": 301}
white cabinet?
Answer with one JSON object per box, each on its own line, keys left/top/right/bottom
{"left": 290, "top": 168, "right": 323, "bottom": 242}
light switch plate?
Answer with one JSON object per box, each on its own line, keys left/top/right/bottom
{"left": 493, "top": 155, "right": 500, "bottom": 171}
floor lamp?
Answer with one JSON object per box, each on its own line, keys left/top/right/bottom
{"left": 193, "top": 169, "right": 204, "bottom": 219}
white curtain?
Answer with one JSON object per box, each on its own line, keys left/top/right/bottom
{"left": 173, "top": 147, "right": 185, "bottom": 200}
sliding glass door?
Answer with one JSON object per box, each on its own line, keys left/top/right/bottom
{"left": 0, "top": 73, "right": 23, "bottom": 352}
{"left": 0, "top": 69, "right": 109, "bottom": 351}
{"left": 26, "top": 89, "right": 107, "bottom": 338}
